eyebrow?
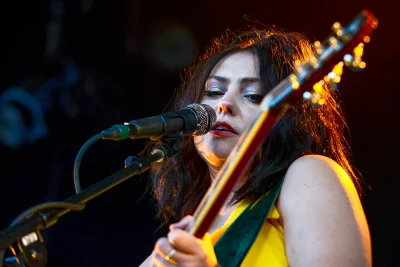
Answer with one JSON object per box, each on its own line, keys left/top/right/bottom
{"left": 207, "top": 75, "right": 260, "bottom": 84}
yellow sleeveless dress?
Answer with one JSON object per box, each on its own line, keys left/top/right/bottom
{"left": 211, "top": 200, "right": 289, "bottom": 267}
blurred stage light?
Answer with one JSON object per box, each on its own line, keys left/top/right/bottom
{"left": 146, "top": 22, "right": 197, "bottom": 72}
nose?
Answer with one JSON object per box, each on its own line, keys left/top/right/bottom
{"left": 217, "top": 92, "right": 236, "bottom": 115}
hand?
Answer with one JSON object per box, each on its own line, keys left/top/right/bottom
{"left": 150, "top": 215, "right": 218, "bottom": 267}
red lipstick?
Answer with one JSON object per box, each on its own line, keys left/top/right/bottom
{"left": 210, "top": 121, "right": 238, "bottom": 137}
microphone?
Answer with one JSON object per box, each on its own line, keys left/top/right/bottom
{"left": 101, "top": 103, "right": 217, "bottom": 141}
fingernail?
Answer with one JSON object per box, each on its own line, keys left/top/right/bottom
{"left": 168, "top": 229, "right": 179, "bottom": 243}
{"left": 169, "top": 223, "right": 177, "bottom": 230}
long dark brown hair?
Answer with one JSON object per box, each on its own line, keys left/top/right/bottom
{"left": 142, "top": 25, "right": 360, "bottom": 224}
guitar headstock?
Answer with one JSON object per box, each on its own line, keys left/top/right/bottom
{"left": 264, "top": 10, "right": 378, "bottom": 112}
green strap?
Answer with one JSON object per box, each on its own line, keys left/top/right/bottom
{"left": 214, "top": 178, "right": 284, "bottom": 267}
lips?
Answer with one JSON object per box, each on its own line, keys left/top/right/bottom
{"left": 211, "top": 121, "right": 238, "bottom": 134}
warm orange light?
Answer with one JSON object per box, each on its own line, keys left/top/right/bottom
{"left": 313, "top": 80, "right": 324, "bottom": 93}
{"left": 332, "top": 22, "right": 341, "bottom": 30}
{"left": 359, "top": 61, "right": 367, "bottom": 69}
{"left": 353, "top": 44, "right": 364, "bottom": 57}
{"left": 309, "top": 55, "right": 318, "bottom": 68}
{"left": 329, "top": 36, "right": 338, "bottom": 47}
{"left": 311, "top": 93, "right": 321, "bottom": 104}
{"left": 294, "top": 59, "right": 301, "bottom": 68}
{"left": 333, "top": 76, "right": 341, "bottom": 83}
{"left": 290, "top": 74, "right": 300, "bottom": 90}
{"left": 363, "top": 36, "right": 371, "bottom": 43}
{"left": 332, "top": 62, "right": 344, "bottom": 76}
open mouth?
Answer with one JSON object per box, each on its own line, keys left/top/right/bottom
{"left": 210, "top": 121, "right": 238, "bottom": 136}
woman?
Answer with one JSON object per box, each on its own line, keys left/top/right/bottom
{"left": 140, "top": 26, "right": 371, "bottom": 266}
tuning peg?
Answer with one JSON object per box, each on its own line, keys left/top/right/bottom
{"left": 311, "top": 93, "right": 325, "bottom": 107}
{"left": 294, "top": 59, "right": 303, "bottom": 73}
{"left": 332, "top": 61, "right": 344, "bottom": 77}
{"left": 312, "top": 80, "right": 324, "bottom": 94}
{"left": 354, "top": 43, "right": 364, "bottom": 57}
{"left": 328, "top": 36, "right": 339, "bottom": 50}
{"left": 321, "top": 62, "right": 343, "bottom": 90}
{"left": 313, "top": 40, "right": 323, "bottom": 55}
{"left": 331, "top": 22, "right": 344, "bottom": 37}
{"left": 309, "top": 55, "right": 319, "bottom": 68}
{"left": 303, "top": 90, "right": 325, "bottom": 108}
{"left": 329, "top": 61, "right": 344, "bottom": 85}
{"left": 343, "top": 43, "right": 366, "bottom": 72}
{"left": 343, "top": 54, "right": 354, "bottom": 66}
{"left": 289, "top": 74, "right": 300, "bottom": 89}
{"left": 303, "top": 91, "right": 313, "bottom": 101}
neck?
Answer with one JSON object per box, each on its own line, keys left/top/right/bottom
{"left": 206, "top": 169, "right": 244, "bottom": 218}
{"left": 219, "top": 191, "right": 237, "bottom": 215}
{"left": 207, "top": 163, "right": 246, "bottom": 193}
{"left": 205, "top": 163, "right": 246, "bottom": 234}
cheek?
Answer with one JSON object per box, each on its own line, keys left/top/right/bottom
{"left": 242, "top": 105, "right": 259, "bottom": 126}
{"left": 193, "top": 135, "right": 205, "bottom": 152}
{"left": 194, "top": 136, "right": 201, "bottom": 147}
{"left": 200, "top": 98, "right": 218, "bottom": 109}
{"left": 193, "top": 134, "right": 215, "bottom": 158}
{"left": 193, "top": 135, "right": 207, "bottom": 162}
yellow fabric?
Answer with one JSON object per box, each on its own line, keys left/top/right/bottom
{"left": 211, "top": 200, "right": 288, "bottom": 267}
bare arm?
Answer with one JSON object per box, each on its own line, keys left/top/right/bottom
{"left": 277, "top": 155, "right": 371, "bottom": 267}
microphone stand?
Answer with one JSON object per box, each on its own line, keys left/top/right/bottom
{"left": 0, "top": 136, "right": 182, "bottom": 267}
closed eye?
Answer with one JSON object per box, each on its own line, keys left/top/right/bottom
{"left": 204, "top": 90, "right": 224, "bottom": 98}
{"left": 244, "top": 94, "right": 263, "bottom": 104}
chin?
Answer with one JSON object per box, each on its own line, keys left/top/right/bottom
{"left": 204, "top": 143, "right": 234, "bottom": 160}
{"left": 194, "top": 135, "right": 237, "bottom": 162}
{"left": 211, "top": 151, "right": 231, "bottom": 161}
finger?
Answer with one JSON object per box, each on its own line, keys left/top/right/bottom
{"left": 154, "top": 237, "right": 173, "bottom": 258}
{"left": 166, "top": 230, "right": 218, "bottom": 266}
{"left": 169, "top": 215, "right": 194, "bottom": 231}
{"left": 153, "top": 238, "right": 194, "bottom": 265}
{"left": 152, "top": 252, "right": 176, "bottom": 266}
{"left": 153, "top": 238, "right": 178, "bottom": 265}
{"left": 167, "top": 229, "right": 204, "bottom": 254}
{"left": 154, "top": 249, "right": 195, "bottom": 266}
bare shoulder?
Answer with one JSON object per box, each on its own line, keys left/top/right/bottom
{"left": 281, "top": 154, "right": 357, "bottom": 197}
{"left": 277, "top": 155, "right": 372, "bottom": 267}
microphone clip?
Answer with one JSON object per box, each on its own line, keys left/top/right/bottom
{"left": 124, "top": 134, "right": 182, "bottom": 167}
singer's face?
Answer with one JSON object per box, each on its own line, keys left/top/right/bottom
{"left": 194, "top": 51, "right": 263, "bottom": 172}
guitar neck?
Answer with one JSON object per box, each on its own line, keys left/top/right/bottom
{"left": 188, "top": 100, "right": 281, "bottom": 238}
{"left": 186, "top": 9, "right": 378, "bottom": 239}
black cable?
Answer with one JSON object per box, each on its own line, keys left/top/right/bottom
{"left": 73, "top": 133, "right": 103, "bottom": 194}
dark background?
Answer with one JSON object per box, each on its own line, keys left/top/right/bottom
{"left": 0, "top": 0, "right": 398, "bottom": 266}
